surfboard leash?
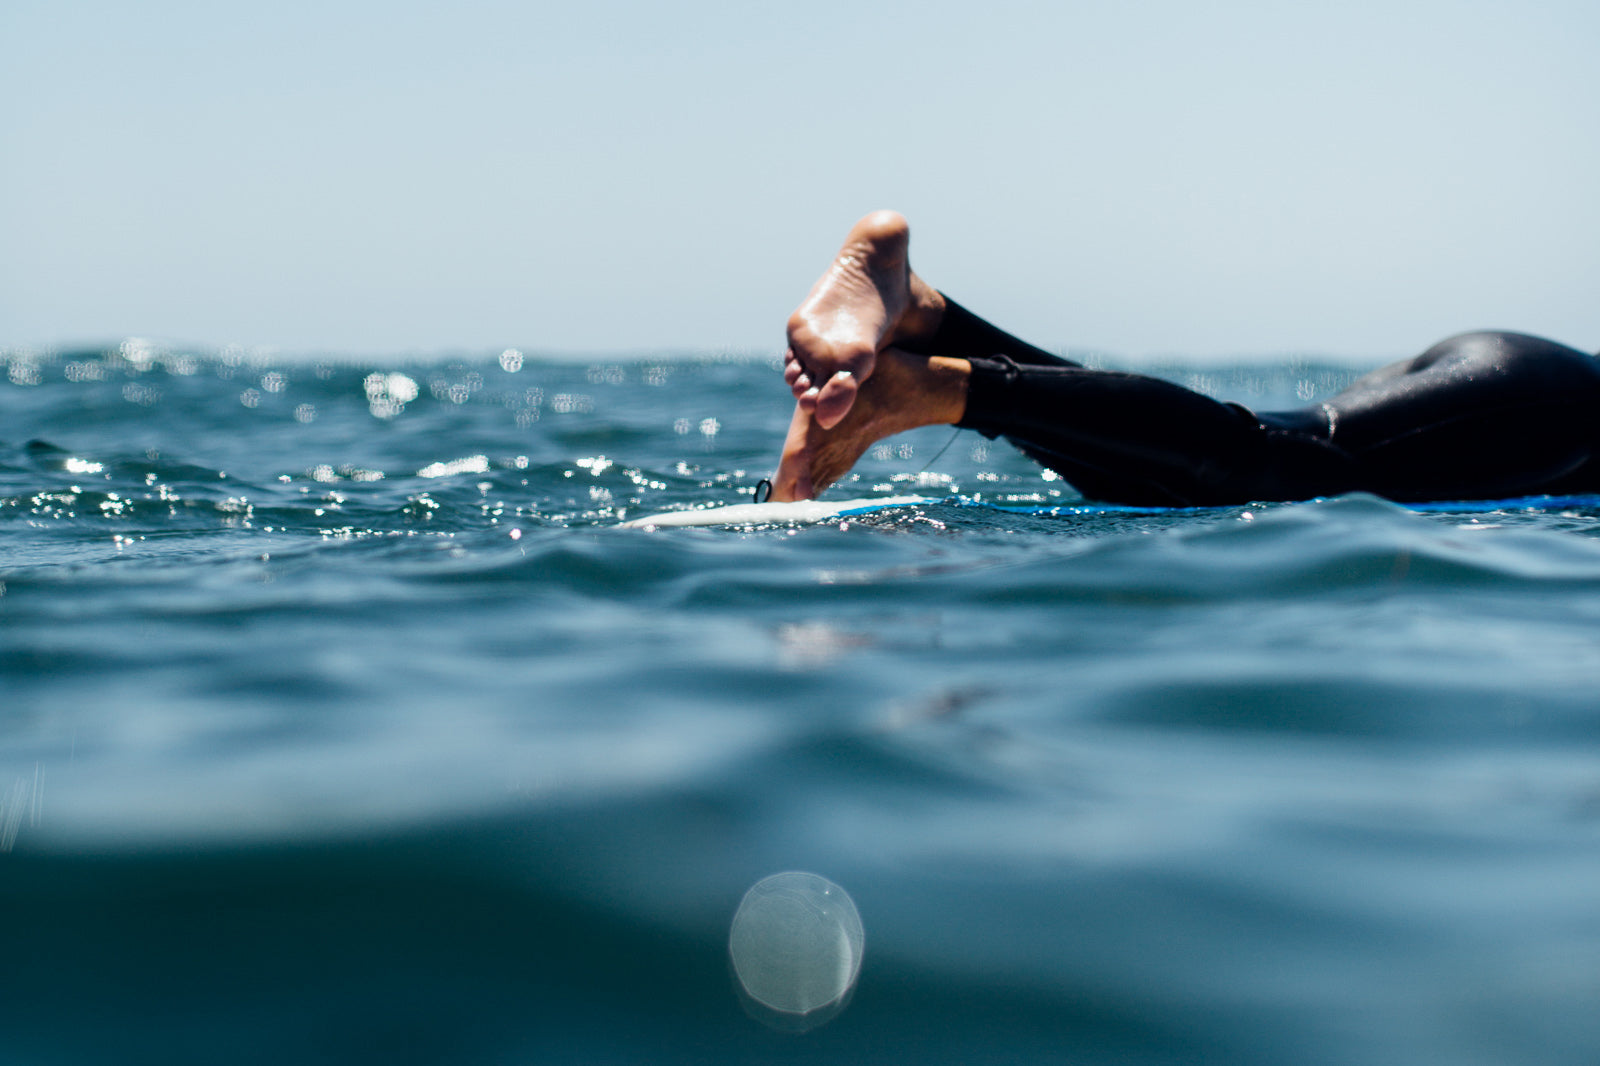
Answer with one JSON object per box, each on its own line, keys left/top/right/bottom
{"left": 917, "top": 428, "right": 961, "bottom": 475}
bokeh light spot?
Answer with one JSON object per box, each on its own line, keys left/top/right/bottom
{"left": 729, "top": 871, "right": 863, "bottom": 1032}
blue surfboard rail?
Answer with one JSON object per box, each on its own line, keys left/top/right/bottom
{"left": 868, "top": 492, "right": 1600, "bottom": 518}
{"left": 627, "top": 491, "right": 1600, "bottom": 528}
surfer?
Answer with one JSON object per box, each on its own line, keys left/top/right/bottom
{"left": 773, "top": 211, "right": 1600, "bottom": 506}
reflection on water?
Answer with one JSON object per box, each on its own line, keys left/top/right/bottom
{"left": 728, "top": 871, "right": 864, "bottom": 1032}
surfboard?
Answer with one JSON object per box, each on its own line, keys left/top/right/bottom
{"left": 620, "top": 495, "right": 941, "bottom": 528}
{"left": 621, "top": 491, "right": 1600, "bottom": 529}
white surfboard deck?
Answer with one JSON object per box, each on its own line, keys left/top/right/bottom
{"left": 621, "top": 495, "right": 940, "bottom": 528}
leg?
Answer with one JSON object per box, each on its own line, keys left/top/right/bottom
{"left": 770, "top": 343, "right": 1347, "bottom": 506}
{"left": 778, "top": 219, "right": 1600, "bottom": 505}
{"left": 774, "top": 212, "right": 1335, "bottom": 505}
{"left": 957, "top": 359, "right": 1353, "bottom": 505}
{"left": 776, "top": 214, "right": 1348, "bottom": 504}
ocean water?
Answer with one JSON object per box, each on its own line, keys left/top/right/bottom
{"left": 3, "top": 343, "right": 1600, "bottom": 1065}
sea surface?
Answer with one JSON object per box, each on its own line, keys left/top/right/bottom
{"left": 3, "top": 342, "right": 1600, "bottom": 1065}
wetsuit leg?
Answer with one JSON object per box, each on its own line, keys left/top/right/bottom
{"left": 905, "top": 299, "right": 1600, "bottom": 505}
{"left": 1316, "top": 331, "right": 1600, "bottom": 501}
{"left": 956, "top": 358, "right": 1355, "bottom": 505}
{"left": 911, "top": 296, "right": 1354, "bottom": 504}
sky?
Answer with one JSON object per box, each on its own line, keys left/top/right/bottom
{"left": 3, "top": 0, "right": 1596, "bottom": 361}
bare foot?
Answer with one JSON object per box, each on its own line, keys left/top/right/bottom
{"left": 770, "top": 348, "right": 970, "bottom": 502}
{"left": 786, "top": 210, "right": 947, "bottom": 429}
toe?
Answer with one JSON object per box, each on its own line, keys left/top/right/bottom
{"left": 784, "top": 351, "right": 814, "bottom": 397}
{"left": 813, "top": 372, "right": 857, "bottom": 430}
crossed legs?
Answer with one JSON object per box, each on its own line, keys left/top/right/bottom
{"left": 771, "top": 212, "right": 1600, "bottom": 507}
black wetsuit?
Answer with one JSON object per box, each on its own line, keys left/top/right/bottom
{"left": 904, "top": 299, "right": 1600, "bottom": 506}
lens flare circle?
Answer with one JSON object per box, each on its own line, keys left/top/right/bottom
{"left": 728, "top": 871, "right": 864, "bottom": 1026}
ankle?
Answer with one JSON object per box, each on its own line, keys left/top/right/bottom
{"left": 891, "top": 278, "right": 947, "bottom": 350}
{"left": 923, "top": 356, "right": 970, "bottom": 425}
{"left": 871, "top": 350, "right": 969, "bottom": 431}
